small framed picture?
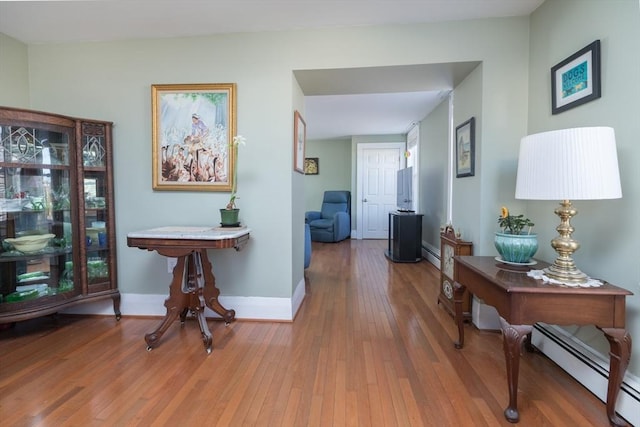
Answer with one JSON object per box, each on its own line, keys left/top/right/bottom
{"left": 551, "top": 40, "right": 601, "bottom": 114}
{"left": 293, "top": 110, "right": 306, "bottom": 174}
{"left": 455, "top": 117, "right": 475, "bottom": 178}
{"left": 304, "top": 157, "right": 319, "bottom": 175}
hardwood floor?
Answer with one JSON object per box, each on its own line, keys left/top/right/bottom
{"left": 0, "top": 239, "right": 617, "bottom": 426}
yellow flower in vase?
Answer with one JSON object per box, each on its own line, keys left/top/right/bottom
{"left": 497, "top": 206, "right": 534, "bottom": 235}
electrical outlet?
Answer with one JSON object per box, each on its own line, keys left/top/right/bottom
{"left": 167, "top": 257, "right": 177, "bottom": 274}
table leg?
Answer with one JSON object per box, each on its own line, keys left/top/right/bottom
{"left": 453, "top": 281, "right": 466, "bottom": 349}
{"left": 499, "top": 317, "right": 533, "bottom": 423}
{"left": 179, "top": 308, "right": 189, "bottom": 324}
{"left": 111, "top": 292, "right": 121, "bottom": 321}
{"left": 145, "top": 256, "right": 189, "bottom": 350}
{"left": 199, "top": 250, "right": 236, "bottom": 324}
{"left": 599, "top": 327, "right": 632, "bottom": 427}
{"left": 189, "top": 252, "right": 213, "bottom": 354}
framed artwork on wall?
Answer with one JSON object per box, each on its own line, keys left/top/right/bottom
{"left": 551, "top": 40, "right": 601, "bottom": 114}
{"left": 304, "top": 157, "right": 319, "bottom": 175}
{"left": 455, "top": 117, "right": 475, "bottom": 178}
{"left": 294, "top": 110, "right": 306, "bottom": 174}
{"left": 151, "top": 83, "right": 237, "bottom": 191}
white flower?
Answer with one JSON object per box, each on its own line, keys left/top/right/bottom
{"left": 233, "top": 135, "right": 246, "bottom": 146}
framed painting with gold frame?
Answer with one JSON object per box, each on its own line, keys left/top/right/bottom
{"left": 151, "top": 83, "right": 236, "bottom": 191}
{"left": 293, "top": 110, "right": 306, "bottom": 174}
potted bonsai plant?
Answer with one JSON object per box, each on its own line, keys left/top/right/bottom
{"left": 495, "top": 206, "right": 538, "bottom": 264}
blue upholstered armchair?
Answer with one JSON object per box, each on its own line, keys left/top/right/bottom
{"left": 305, "top": 191, "right": 351, "bottom": 243}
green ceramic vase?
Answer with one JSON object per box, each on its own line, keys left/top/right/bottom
{"left": 494, "top": 232, "right": 538, "bottom": 263}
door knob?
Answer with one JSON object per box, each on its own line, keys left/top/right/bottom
{"left": 363, "top": 198, "right": 368, "bottom": 202}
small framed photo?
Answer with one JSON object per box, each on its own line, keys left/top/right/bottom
{"left": 551, "top": 40, "right": 601, "bottom": 114}
{"left": 455, "top": 117, "right": 475, "bottom": 178}
{"left": 151, "top": 83, "right": 236, "bottom": 191}
{"left": 304, "top": 157, "right": 319, "bottom": 175}
{"left": 293, "top": 110, "right": 306, "bottom": 174}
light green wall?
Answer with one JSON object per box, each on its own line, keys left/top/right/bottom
{"left": 527, "top": 0, "right": 640, "bottom": 375}
{"left": 304, "top": 138, "right": 351, "bottom": 213}
{"left": 26, "top": 34, "right": 297, "bottom": 299}
{"left": 419, "top": 97, "right": 449, "bottom": 252}
{"left": 451, "top": 64, "right": 486, "bottom": 246}
{"left": 2, "top": 16, "right": 531, "bottom": 305}
{"left": 292, "top": 79, "right": 305, "bottom": 293}
{"left": 0, "top": 33, "right": 29, "bottom": 108}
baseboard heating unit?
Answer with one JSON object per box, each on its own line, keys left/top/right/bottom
{"left": 532, "top": 323, "right": 639, "bottom": 426}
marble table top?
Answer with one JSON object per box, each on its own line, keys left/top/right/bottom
{"left": 127, "top": 225, "right": 250, "bottom": 241}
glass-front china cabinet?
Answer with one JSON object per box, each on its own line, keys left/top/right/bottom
{"left": 0, "top": 107, "right": 119, "bottom": 323}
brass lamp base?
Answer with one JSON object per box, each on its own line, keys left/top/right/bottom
{"left": 544, "top": 260, "right": 589, "bottom": 284}
{"left": 544, "top": 200, "right": 589, "bottom": 285}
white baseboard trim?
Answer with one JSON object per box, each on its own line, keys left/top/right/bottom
{"left": 532, "top": 323, "right": 639, "bottom": 426}
{"left": 421, "top": 241, "right": 439, "bottom": 267}
{"left": 292, "top": 277, "right": 306, "bottom": 319}
{"left": 63, "top": 279, "right": 307, "bottom": 322}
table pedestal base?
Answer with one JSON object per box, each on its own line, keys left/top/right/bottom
{"left": 145, "top": 249, "right": 235, "bottom": 354}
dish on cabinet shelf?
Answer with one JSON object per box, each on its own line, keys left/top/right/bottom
{"left": 16, "top": 283, "right": 49, "bottom": 296}
{"left": 18, "top": 271, "right": 50, "bottom": 283}
{"left": 4, "top": 234, "right": 55, "bottom": 253}
{"left": 0, "top": 198, "right": 26, "bottom": 212}
{"left": 85, "top": 196, "right": 105, "bottom": 208}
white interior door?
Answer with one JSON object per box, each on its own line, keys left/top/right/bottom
{"left": 357, "top": 143, "right": 404, "bottom": 239}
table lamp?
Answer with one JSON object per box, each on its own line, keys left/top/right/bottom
{"left": 515, "top": 127, "right": 622, "bottom": 285}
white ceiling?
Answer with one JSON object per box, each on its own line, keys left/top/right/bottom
{"left": 0, "top": 0, "right": 545, "bottom": 140}
{"left": 294, "top": 62, "right": 481, "bottom": 139}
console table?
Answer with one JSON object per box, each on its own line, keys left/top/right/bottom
{"left": 453, "top": 256, "right": 632, "bottom": 426}
{"left": 127, "top": 226, "right": 250, "bottom": 354}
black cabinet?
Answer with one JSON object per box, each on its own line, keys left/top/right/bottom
{"left": 385, "top": 212, "right": 423, "bottom": 263}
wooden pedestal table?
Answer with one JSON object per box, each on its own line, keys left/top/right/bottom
{"left": 452, "top": 256, "right": 632, "bottom": 426}
{"left": 127, "top": 226, "right": 250, "bottom": 354}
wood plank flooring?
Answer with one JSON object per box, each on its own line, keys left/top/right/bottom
{"left": 0, "top": 239, "right": 618, "bottom": 426}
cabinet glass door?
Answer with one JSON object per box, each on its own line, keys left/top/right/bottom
{"left": 81, "top": 122, "right": 111, "bottom": 293}
{"left": 0, "top": 123, "right": 76, "bottom": 307}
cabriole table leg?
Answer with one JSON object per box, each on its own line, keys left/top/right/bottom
{"left": 599, "top": 327, "right": 632, "bottom": 427}
{"left": 499, "top": 317, "right": 533, "bottom": 423}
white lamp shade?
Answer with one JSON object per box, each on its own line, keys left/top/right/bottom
{"left": 515, "top": 127, "right": 622, "bottom": 200}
